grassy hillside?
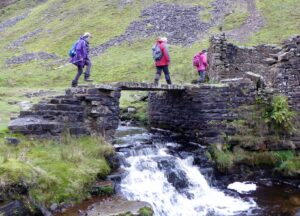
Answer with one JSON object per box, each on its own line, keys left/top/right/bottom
{"left": 0, "top": 0, "right": 299, "bottom": 130}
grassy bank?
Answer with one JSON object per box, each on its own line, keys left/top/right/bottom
{"left": 0, "top": 133, "right": 114, "bottom": 208}
{"left": 246, "top": 0, "right": 300, "bottom": 45}
{"left": 209, "top": 145, "right": 300, "bottom": 177}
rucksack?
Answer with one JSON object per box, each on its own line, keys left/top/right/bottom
{"left": 193, "top": 53, "right": 201, "bottom": 67}
{"left": 68, "top": 40, "right": 79, "bottom": 57}
{"left": 152, "top": 44, "right": 163, "bottom": 61}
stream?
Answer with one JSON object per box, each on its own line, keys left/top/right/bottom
{"left": 59, "top": 124, "right": 300, "bottom": 216}
{"left": 115, "top": 124, "right": 300, "bottom": 216}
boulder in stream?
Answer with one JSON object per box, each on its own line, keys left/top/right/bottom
{"left": 85, "top": 196, "right": 153, "bottom": 216}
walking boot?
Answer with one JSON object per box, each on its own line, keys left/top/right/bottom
{"left": 71, "top": 80, "right": 77, "bottom": 87}
{"left": 84, "top": 77, "right": 93, "bottom": 82}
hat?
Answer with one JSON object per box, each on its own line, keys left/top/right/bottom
{"left": 83, "top": 32, "right": 92, "bottom": 38}
{"left": 160, "top": 37, "right": 168, "bottom": 42}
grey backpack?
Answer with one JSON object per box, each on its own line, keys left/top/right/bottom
{"left": 152, "top": 44, "right": 163, "bottom": 61}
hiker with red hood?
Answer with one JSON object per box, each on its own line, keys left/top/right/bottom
{"left": 193, "top": 49, "right": 209, "bottom": 83}
{"left": 70, "top": 32, "right": 93, "bottom": 87}
{"left": 152, "top": 37, "right": 172, "bottom": 85}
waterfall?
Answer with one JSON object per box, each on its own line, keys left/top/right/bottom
{"left": 116, "top": 125, "right": 256, "bottom": 216}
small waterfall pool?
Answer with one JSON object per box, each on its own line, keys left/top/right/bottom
{"left": 114, "top": 124, "right": 300, "bottom": 216}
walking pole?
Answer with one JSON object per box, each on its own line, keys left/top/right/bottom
{"left": 53, "top": 59, "right": 82, "bottom": 70}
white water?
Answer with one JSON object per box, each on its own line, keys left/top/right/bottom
{"left": 227, "top": 182, "right": 257, "bottom": 194}
{"left": 117, "top": 127, "right": 256, "bottom": 216}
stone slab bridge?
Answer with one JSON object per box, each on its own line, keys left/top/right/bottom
{"left": 8, "top": 82, "right": 186, "bottom": 140}
{"left": 10, "top": 80, "right": 299, "bottom": 148}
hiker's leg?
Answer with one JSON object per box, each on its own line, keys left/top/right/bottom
{"left": 84, "top": 59, "right": 92, "bottom": 80}
{"left": 72, "top": 65, "right": 83, "bottom": 87}
{"left": 163, "top": 66, "right": 172, "bottom": 84}
{"left": 154, "top": 67, "right": 162, "bottom": 85}
{"left": 198, "top": 70, "right": 205, "bottom": 83}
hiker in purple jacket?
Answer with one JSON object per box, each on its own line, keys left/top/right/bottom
{"left": 70, "top": 32, "right": 93, "bottom": 87}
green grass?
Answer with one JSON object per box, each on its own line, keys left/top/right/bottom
{"left": 210, "top": 144, "right": 300, "bottom": 176}
{"left": 138, "top": 207, "right": 154, "bottom": 216}
{"left": 246, "top": 0, "right": 300, "bottom": 45}
{"left": 0, "top": 133, "right": 114, "bottom": 207}
{"left": 120, "top": 91, "right": 149, "bottom": 124}
{"left": 222, "top": 1, "right": 249, "bottom": 31}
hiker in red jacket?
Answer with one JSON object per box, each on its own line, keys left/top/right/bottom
{"left": 193, "top": 50, "right": 208, "bottom": 83}
{"left": 152, "top": 37, "right": 172, "bottom": 85}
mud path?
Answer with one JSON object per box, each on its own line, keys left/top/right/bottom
{"left": 227, "top": 0, "right": 265, "bottom": 42}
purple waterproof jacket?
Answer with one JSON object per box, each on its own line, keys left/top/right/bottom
{"left": 70, "top": 37, "right": 89, "bottom": 67}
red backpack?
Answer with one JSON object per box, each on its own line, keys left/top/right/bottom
{"left": 193, "top": 53, "right": 201, "bottom": 67}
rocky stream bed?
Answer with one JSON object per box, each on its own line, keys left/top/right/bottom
{"left": 57, "top": 123, "right": 300, "bottom": 216}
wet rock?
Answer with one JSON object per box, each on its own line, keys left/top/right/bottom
{"left": 5, "top": 137, "right": 20, "bottom": 146}
{"left": 155, "top": 157, "right": 190, "bottom": 192}
{"left": 127, "top": 106, "right": 136, "bottom": 113}
{"left": 107, "top": 169, "right": 126, "bottom": 183}
{"left": 85, "top": 196, "right": 152, "bottom": 216}
{"left": 0, "top": 200, "right": 39, "bottom": 216}
{"left": 50, "top": 203, "right": 58, "bottom": 212}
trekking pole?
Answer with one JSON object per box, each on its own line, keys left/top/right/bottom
{"left": 53, "top": 59, "right": 82, "bottom": 70}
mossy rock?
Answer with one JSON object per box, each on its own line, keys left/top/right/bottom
{"left": 90, "top": 181, "right": 115, "bottom": 196}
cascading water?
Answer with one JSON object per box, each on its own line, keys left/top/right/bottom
{"left": 115, "top": 125, "right": 256, "bottom": 216}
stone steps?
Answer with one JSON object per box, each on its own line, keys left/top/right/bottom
{"left": 19, "top": 110, "right": 84, "bottom": 122}
{"left": 49, "top": 98, "right": 82, "bottom": 105}
{"left": 9, "top": 116, "right": 89, "bottom": 136}
{"left": 32, "top": 104, "right": 85, "bottom": 112}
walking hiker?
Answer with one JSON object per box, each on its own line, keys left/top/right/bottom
{"left": 152, "top": 37, "right": 172, "bottom": 85}
{"left": 193, "top": 49, "right": 208, "bottom": 83}
{"left": 70, "top": 32, "right": 93, "bottom": 87}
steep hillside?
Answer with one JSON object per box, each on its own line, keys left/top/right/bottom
{"left": 0, "top": 0, "right": 299, "bottom": 129}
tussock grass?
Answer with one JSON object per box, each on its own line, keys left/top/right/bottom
{"left": 210, "top": 144, "right": 300, "bottom": 177}
{"left": 0, "top": 134, "right": 114, "bottom": 206}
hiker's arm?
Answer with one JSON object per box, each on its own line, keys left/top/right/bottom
{"left": 76, "top": 41, "right": 84, "bottom": 60}
{"left": 164, "top": 45, "right": 170, "bottom": 63}
{"left": 202, "top": 55, "right": 208, "bottom": 67}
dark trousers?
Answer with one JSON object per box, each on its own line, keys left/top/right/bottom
{"left": 198, "top": 70, "right": 206, "bottom": 82}
{"left": 72, "top": 59, "right": 92, "bottom": 85}
{"left": 154, "top": 66, "right": 172, "bottom": 84}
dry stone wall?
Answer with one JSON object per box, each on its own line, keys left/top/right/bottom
{"left": 207, "top": 34, "right": 281, "bottom": 82}
{"left": 207, "top": 34, "right": 300, "bottom": 93}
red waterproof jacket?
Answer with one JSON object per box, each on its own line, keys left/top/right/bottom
{"left": 155, "top": 40, "right": 170, "bottom": 67}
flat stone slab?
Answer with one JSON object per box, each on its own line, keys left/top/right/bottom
{"left": 115, "top": 82, "right": 185, "bottom": 91}
{"left": 86, "top": 196, "right": 152, "bottom": 216}
{"left": 76, "top": 82, "right": 186, "bottom": 91}
{"left": 8, "top": 117, "right": 60, "bottom": 131}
